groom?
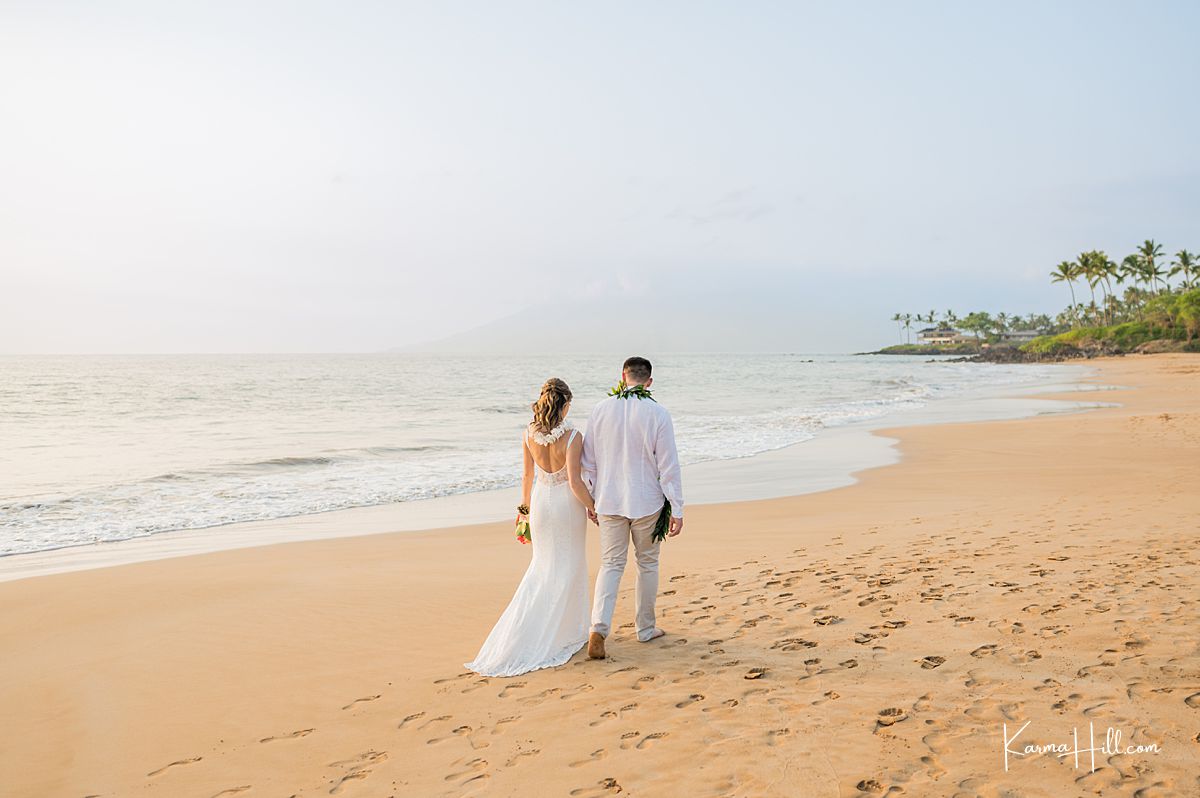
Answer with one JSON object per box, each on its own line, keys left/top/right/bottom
{"left": 581, "top": 356, "right": 685, "bottom": 659}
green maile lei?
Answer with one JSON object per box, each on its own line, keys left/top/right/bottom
{"left": 608, "top": 380, "right": 656, "bottom": 401}
{"left": 607, "top": 381, "right": 671, "bottom": 541}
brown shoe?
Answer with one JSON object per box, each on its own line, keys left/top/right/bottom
{"left": 587, "top": 632, "right": 607, "bottom": 660}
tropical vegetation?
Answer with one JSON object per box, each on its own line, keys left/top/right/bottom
{"left": 881, "top": 239, "right": 1200, "bottom": 357}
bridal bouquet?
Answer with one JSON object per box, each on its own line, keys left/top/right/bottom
{"left": 515, "top": 503, "right": 531, "bottom": 544}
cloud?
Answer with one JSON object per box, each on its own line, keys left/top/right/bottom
{"left": 666, "top": 187, "right": 776, "bottom": 227}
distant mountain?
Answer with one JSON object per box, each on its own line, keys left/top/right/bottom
{"left": 392, "top": 289, "right": 887, "bottom": 354}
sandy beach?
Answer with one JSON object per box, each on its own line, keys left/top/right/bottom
{"left": 2, "top": 353, "right": 1197, "bottom": 797}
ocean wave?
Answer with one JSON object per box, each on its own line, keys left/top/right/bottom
{"left": 238, "top": 455, "right": 339, "bottom": 468}
{"left": 1, "top": 355, "right": 1073, "bottom": 558}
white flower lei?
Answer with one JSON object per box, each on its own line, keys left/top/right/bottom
{"left": 529, "top": 421, "right": 571, "bottom": 446}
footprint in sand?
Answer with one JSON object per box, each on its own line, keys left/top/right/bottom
{"left": 259, "top": 728, "right": 315, "bottom": 743}
{"left": 569, "top": 749, "right": 609, "bottom": 768}
{"left": 341, "top": 695, "right": 381, "bottom": 710}
{"left": 329, "top": 751, "right": 388, "bottom": 770}
{"left": 1184, "top": 692, "right": 1200, "bottom": 708}
{"left": 919, "top": 655, "right": 946, "bottom": 669}
{"left": 766, "top": 728, "right": 792, "bottom": 746}
{"left": 744, "top": 667, "right": 767, "bottom": 680}
{"left": 674, "top": 693, "right": 705, "bottom": 708}
{"left": 460, "top": 678, "right": 491, "bottom": 694}
{"left": 618, "top": 731, "right": 641, "bottom": 750}
{"left": 210, "top": 787, "right": 251, "bottom": 797}
{"left": 813, "top": 615, "right": 844, "bottom": 626}
{"left": 702, "top": 698, "right": 740, "bottom": 713}
{"left": 433, "top": 673, "right": 471, "bottom": 684}
{"left": 856, "top": 778, "right": 885, "bottom": 793}
{"left": 570, "top": 778, "right": 624, "bottom": 797}
{"left": 415, "top": 714, "right": 452, "bottom": 731}
{"left": 427, "top": 724, "right": 474, "bottom": 745}
{"left": 443, "top": 758, "right": 489, "bottom": 786}
{"left": 504, "top": 748, "right": 541, "bottom": 767}
{"left": 397, "top": 712, "right": 425, "bottom": 729}
{"left": 559, "top": 684, "right": 595, "bottom": 700}
{"left": 147, "top": 757, "right": 202, "bottom": 777}
{"left": 876, "top": 708, "right": 908, "bottom": 728}
{"left": 632, "top": 676, "right": 657, "bottom": 690}
{"left": 771, "top": 638, "right": 818, "bottom": 651}
{"left": 491, "top": 716, "right": 519, "bottom": 735}
{"left": 498, "top": 682, "right": 527, "bottom": 698}
{"left": 970, "top": 644, "right": 999, "bottom": 658}
{"left": 589, "top": 710, "right": 618, "bottom": 727}
{"left": 329, "top": 751, "right": 388, "bottom": 794}
{"left": 635, "top": 732, "right": 669, "bottom": 750}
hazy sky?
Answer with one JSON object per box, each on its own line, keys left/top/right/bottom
{"left": 2, "top": 1, "right": 1198, "bottom": 353}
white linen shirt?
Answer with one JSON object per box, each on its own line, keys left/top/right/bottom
{"left": 581, "top": 393, "right": 684, "bottom": 520}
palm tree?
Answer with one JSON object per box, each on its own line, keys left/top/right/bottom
{"left": 1149, "top": 261, "right": 1170, "bottom": 293}
{"left": 1138, "top": 239, "right": 1165, "bottom": 292}
{"left": 944, "top": 309, "right": 958, "bottom": 328}
{"left": 1119, "top": 254, "right": 1146, "bottom": 317}
{"left": 1076, "top": 252, "right": 1098, "bottom": 317}
{"left": 1075, "top": 250, "right": 1118, "bottom": 325}
{"left": 1097, "top": 253, "right": 1118, "bottom": 324}
{"left": 1051, "top": 261, "right": 1079, "bottom": 324}
{"left": 891, "top": 313, "right": 904, "bottom": 343}
{"left": 901, "top": 313, "right": 914, "bottom": 344}
{"left": 1171, "top": 250, "right": 1196, "bottom": 290}
{"left": 995, "top": 312, "right": 1011, "bottom": 334}
{"left": 1120, "top": 254, "right": 1141, "bottom": 286}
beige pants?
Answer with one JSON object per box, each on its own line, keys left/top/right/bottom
{"left": 590, "top": 511, "right": 661, "bottom": 641}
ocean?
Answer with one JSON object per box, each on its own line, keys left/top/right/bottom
{"left": 0, "top": 353, "right": 1075, "bottom": 557}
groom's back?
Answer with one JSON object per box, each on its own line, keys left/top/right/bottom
{"left": 583, "top": 395, "right": 673, "bottom": 519}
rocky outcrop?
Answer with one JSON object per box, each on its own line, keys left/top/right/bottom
{"left": 1133, "top": 339, "right": 1189, "bottom": 354}
{"left": 947, "top": 344, "right": 1123, "bottom": 363}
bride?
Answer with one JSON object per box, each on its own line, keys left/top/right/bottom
{"left": 465, "top": 378, "right": 597, "bottom": 677}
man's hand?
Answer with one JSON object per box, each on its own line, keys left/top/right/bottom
{"left": 668, "top": 516, "right": 684, "bottom": 537}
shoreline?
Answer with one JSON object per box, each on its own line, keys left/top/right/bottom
{"left": 2, "top": 354, "right": 1196, "bottom": 797}
{"left": 0, "top": 363, "right": 1110, "bottom": 583}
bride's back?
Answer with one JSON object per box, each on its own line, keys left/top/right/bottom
{"left": 527, "top": 425, "right": 574, "bottom": 473}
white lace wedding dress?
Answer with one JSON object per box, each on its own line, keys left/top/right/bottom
{"left": 465, "top": 425, "right": 589, "bottom": 677}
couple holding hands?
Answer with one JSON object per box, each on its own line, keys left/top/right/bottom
{"left": 467, "top": 356, "right": 684, "bottom": 677}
